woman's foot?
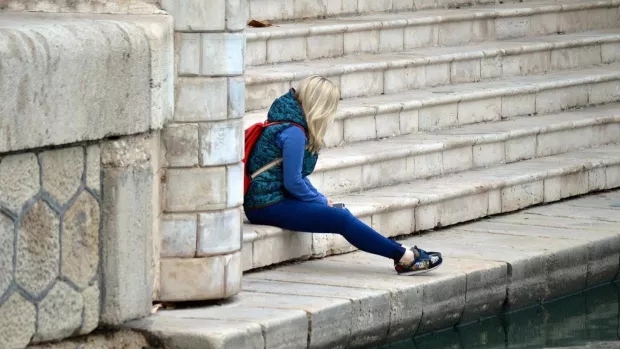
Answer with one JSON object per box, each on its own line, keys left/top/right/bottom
{"left": 394, "top": 246, "right": 443, "bottom": 275}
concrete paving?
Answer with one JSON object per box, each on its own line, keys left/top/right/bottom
{"left": 128, "top": 190, "right": 620, "bottom": 349}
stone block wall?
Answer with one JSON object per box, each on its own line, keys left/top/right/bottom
{"left": 155, "top": 0, "right": 246, "bottom": 302}
{"left": 0, "top": 146, "right": 102, "bottom": 348}
{"left": 0, "top": 9, "right": 172, "bottom": 348}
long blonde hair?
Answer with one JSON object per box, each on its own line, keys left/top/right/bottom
{"left": 296, "top": 76, "right": 340, "bottom": 153}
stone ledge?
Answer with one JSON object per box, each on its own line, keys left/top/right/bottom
{"left": 128, "top": 190, "right": 620, "bottom": 349}
{"left": 0, "top": 12, "right": 173, "bottom": 154}
{"left": 242, "top": 144, "right": 620, "bottom": 271}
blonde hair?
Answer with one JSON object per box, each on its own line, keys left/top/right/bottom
{"left": 296, "top": 75, "right": 340, "bottom": 153}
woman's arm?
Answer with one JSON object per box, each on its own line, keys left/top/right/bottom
{"left": 277, "top": 126, "right": 328, "bottom": 205}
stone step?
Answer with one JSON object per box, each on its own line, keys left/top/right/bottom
{"left": 308, "top": 103, "right": 620, "bottom": 197}
{"left": 246, "top": 30, "right": 620, "bottom": 111}
{"left": 241, "top": 144, "right": 620, "bottom": 271}
{"left": 246, "top": 0, "right": 620, "bottom": 66}
{"left": 246, "top": 0, "right": 616, "bottom": 23}
{"left": 246, "top": 63, "right": 620, "bottom": 146}
{"left": 130, "top": 190, "right": 620, "bottom": 349}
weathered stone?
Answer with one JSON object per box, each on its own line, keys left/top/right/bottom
{"left": 244, "top": 278, "right": 390, "bottom": 348}
{"left": 0, "top": 292, "right": 36, "bottom": 349}
{"left": 159, "top": 256, "right": 227, "bottom": 302}
{"left": 197, "top": 208, "right": 242, "bottom": 256}
{"left": 100, "top": 158, "right": 153, "bottom": 325}
{"left": 160, "top": 214, "right": 198, "bottom": 258}
{"left": 162, "top": 123, "right": 200, "bottom": 167}
{"left": 0, "top": 15, "right": 153, "bottom": 153}
{"left": 201, "top": 33, "right": 244, "bottom": 76}
{"left": 81, "top": 284, "right": 100, "bottom": 335}
{"left": 86, "top": 145, "right": 101, "bottom": 193}
{"left": 0, "top": 213, "right": 13, "bottom": 298}
{"left": 237, "top": 291, "right": 353, "bottom": 349}
{"left": 25, "top": 329, "right": 149, "bottom": 349}
{"left": 225, "top": 252, "right": 242, "bottom": 297}
{"left": 164, "top": 168, "right": 227, "bottom": 212}
{"left": 227, "top": 163, "right": 244, "bottom": 208}
{"left": 34, "top": 281, "right": 83, "bottom": 342}
{"left": 16, "top": 200, "right": 59, "bottom": 297}
{"left": 62, "top": 191, "right": 100, "bottom": 289}
{"left": 156, "top": 305, "right": 307, "bottom": 349}
{"left": 174, "top": 77, "right": 228, "bottom": 122}
{"left": 3, "top": 0, "right": 161, "bottom": 14}
{"left": 40, "top": 147, "right": 84, "bottom": 206}
{"left": 176, "top": 32, "right": 200, "bottom": 76}
{"left": 100, "top": 134, "right": 152, "bottom": 168}
{"left": 161, "top": 0, "right": 225, "bottom": 31}
{"left": 0, "top": 153, "right": 40, "bottom": 214}
{"left": 128, "top": 316, "right": 264, "bottom": 349}
{"left": 199, "top": 120, "right": 243, "bottom": 166}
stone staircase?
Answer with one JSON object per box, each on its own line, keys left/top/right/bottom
{"left": 241, "top": 0, "right": 620, "bottom": 272}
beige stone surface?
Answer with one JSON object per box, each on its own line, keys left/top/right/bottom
{"left": 199, "top": 120, "right": 243, "bottom": 166}
{"left": 162, "top": 123, "right": 199, "bottom": 167}
{"left": 100, "top": 134, "right": 153, "bottom": 168}
{"left": 0, "top": 213, "right": 13, "bottom": 297}
{"left": 85, "top": 145, "right": 101, "bottom": 193}
{"left": 100, "top": 135, "right": 153, "bottom": 325}
{"left": 2, "top": 0, "right": 161, "bottom": 14}
{"left": 197, "top": 208, "right": 242, "bottom": 256}
{"left": 0, "top": 292, "right": 36, "bottom": 349}
{"left": 160, "top": 214, "right": 198, "bottom": 258}
{"left": 16, "top": 200, "right": 60, "bottom": 297}
{"left": 164, "top": 168, "right": 227, "bottom": 212}
{"left": 0, "top": 153, "right": 40, "bottom": 214}
{"left": 41, "top": 147, "right": 83, "bottom": 206}
{"left": 34, "top": 281, "right": 83, "bottom": 343}
{"left": 26, "top": 329, "right": 149, "bottom": 349}
{"left": 159, "top": 257, "right": 226, "bottom": 302}
{"left": 80, "top": 284, "right": 100, "bottom": 335}
{"left": 62, "top": 191, "right": 100, "bottom": 289}
{"left": 0, "top": 14, "right": 155, "bottom": 153}
{"left": 161, "top": 0, "right": 224, "bottom": 31}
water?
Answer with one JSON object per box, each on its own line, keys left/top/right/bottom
{"left": 376, "top": 283, "right": 620, "bottom": 349}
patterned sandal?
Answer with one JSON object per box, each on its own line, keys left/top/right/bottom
{"left": 394, "top": 246, "right": 443, "bottom": 275}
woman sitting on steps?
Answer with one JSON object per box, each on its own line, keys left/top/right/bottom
{"left": 244, "top": 75, "right": 443, "bottom": 275}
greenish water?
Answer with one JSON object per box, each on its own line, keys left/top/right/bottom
{"left": 377, "top": 283, "right": 620, "bottom": 349}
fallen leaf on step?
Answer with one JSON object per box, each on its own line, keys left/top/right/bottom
{"left": 151, "top": 304, "right": 162, "bottom": 314}
{"left": 248, "top": 19, "right": 273, "bottom": 27}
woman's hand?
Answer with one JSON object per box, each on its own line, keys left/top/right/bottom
{"left": 327, "top": 199, "right": 334, "bottom": 207}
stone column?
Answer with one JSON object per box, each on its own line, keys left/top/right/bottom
{"left": 156, "top": 0, "right": 246, "bottom": 301}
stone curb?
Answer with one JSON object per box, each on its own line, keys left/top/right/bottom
{"left": 127, "top": 190, "right": 620, "bottom": 349}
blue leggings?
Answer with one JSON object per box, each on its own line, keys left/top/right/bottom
{"left": 245, "top": 199, "right": 407, "bottom": 261}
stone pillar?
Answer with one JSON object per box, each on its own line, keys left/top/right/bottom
{"left": 156, "top": 0, "right": 246, "bottom": 301}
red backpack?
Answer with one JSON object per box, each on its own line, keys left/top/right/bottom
{"left": 243, "top": 121, "right": 306, "bottom": 195}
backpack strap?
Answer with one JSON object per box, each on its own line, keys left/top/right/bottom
{"left": 249, "top": 121, "right": 308, "bottom": 180}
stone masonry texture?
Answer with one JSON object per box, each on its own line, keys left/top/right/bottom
{"left": 157, "top": 0, "right": 246, "bottom": 302}
{"left": 0, "top": 145, "right": 103, "bottom": 348}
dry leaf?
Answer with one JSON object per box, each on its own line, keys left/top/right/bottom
{"left": 151, "top": 304, "right": 163, "bottom": 314}
{"left": 248, "top": 19, "right": 273, "bottom": 27}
